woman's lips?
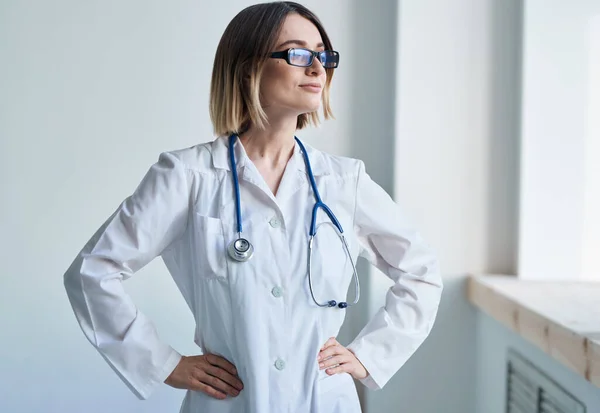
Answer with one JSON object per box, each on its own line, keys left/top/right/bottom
{"left": 299, "top": 84, "right": 322, "bottom": 93}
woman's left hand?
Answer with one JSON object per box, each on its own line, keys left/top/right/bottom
{"left": 317, "top": 337, "right": 369, "bottom": 380}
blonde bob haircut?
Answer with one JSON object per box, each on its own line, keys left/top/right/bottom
{"left": 210, "top": 1, "right": 335, "bottom": 136}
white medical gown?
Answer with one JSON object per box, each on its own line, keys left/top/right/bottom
{"left": 63, "top": 135, "right": 443, "bottom": 413}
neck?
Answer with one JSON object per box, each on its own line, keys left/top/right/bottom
{"left": 238, "top": 116, "right": 298, "bottom": 169}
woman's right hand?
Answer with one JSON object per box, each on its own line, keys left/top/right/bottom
{"left": 164, "top": 354, "right": 244, "bottom": 399}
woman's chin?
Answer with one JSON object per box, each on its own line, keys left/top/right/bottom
{"left": 300, "top": 102, "right": 322, "bottom": 114}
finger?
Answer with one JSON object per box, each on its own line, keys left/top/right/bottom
{"left": 196, "top": 369, "right": 242, "bottom": 397}
{"left": 206, "top": 354, "right": 239, "bottom": 377}
{"left": 320, "top": 339, "right": 341, "bottom": 354}
{"left": 324, "top": 363, "right": 348, "bottom": 376}
{"left": 319, "top": 343, "right": 345, "bottom": 360}
{"left": 204, "top": 364, "right": 244, "bottom": 391}
{"left": 189, "top": 377, "right": 228, "bottom": 400}
{"left": 319, "top": 338, "right": 333, "bottom": 351}
{"left": 320, "top": 337, "right": 337, "bottom": 350}
{"left": 319, "top": 355, "right": 348, "bottom": 370}
{"left": 200, "top": 366, "right": 243, "bottom": 395}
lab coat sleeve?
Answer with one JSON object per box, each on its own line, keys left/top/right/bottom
{"left": 63, "top": 151, "right": 190, "bottom": 400}
{"left": 346, "top": 160, "right": 443, "bottom": 391}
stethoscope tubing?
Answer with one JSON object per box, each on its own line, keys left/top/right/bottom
{"left": 227, "top": 133, "right": 360, "bottom": 308}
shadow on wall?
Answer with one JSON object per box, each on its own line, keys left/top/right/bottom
{"left": 336, "top": 0, "right": 398, "bottom": 410}
{"left": 484, "top": 0, "right": 522, "bottom": 275}
{"left": 346, "top": 0, "right": 397, "bottom": 192}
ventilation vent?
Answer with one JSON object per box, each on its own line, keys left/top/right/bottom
{"left": 507, "top": 350, "right": 586, "bottom": 413}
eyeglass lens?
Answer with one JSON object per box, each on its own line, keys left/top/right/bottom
{"left": 289, "top": 49, "right": 338, "bottom": 68}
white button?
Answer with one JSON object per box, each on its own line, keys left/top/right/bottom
{"left": 269, "top": 217, "right": 281, "bottom": 228}
{"left": 274, "top": 359, "right": 286, "bottom": 370}
{"left": 271, "top": 286, "right": 283, "bottom": 298}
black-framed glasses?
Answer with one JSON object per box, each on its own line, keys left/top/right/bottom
{"left": 270, "top": 48, "right": 340, "bottom": 68}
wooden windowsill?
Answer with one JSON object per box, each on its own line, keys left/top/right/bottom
{"left": 467, "top": 274, "right": 600, "bottom": 388}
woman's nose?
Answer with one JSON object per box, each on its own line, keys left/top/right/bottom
{"left": 308, "top": 57, "right": 326, "bottom": 75}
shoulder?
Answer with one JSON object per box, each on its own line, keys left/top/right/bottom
{"left": 159, "top": 138, "right": 221, "bottom": 176}
{"left": 303, "top": 142, "right": 364, "bottom": 180}
{"left": 159, "top": 137, "right": 366, "bottom": 179}
{"left": 324, "top": 153, "right": 363, "bottom": 177}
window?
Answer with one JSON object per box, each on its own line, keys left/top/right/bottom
{"left": 518, "top": 1, "right": 600, "bottom": 281}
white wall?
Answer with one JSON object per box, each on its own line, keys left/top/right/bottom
{"left": 583, "top": 15, "right": 600, "bottom": 279}
{"left": 0, "top": 1, "right": 357, "bottom": 412}
{"left": 519, "top": 0, "right": 600, "bottom": 281}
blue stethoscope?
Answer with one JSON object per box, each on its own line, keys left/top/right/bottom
{"left": 226, "top": 133, "right": 360, "bottom": 309}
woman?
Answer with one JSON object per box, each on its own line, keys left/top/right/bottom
{"left": 63, "top": 2, "right": 443, "bottom": 412}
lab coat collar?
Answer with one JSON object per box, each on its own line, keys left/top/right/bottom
{"left": 210, "top": 134, "right": 330, "bottom": 177}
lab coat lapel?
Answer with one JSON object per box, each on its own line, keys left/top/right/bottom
{"left": 275, "top": 139, "right": 330, "bottom": 202}
{"left": 212, "top": 135, "right": 278, "bottom": 203}
{"left": 273, "top": 143, "right": 306, "bottom": 202}
{"left": 210, "top": 135, "right": 331, "bottom": 204}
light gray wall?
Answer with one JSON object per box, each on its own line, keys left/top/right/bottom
{"left": 0, "top": 1, "right": 357, "bottom": 412}
{"left": 475, "top": 313, "right": 600, "bottom": 412}
{"left": 373, "top": 1, "right": 522, "bottom": 412}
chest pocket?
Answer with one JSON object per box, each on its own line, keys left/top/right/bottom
{"left": 309, "top": 209, "right": 356, "bottom": 302}
{"left": 191, "top": 212, "right": 228, "bottom": 280}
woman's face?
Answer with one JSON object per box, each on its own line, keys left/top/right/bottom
{"left": 259, "top": 13, "right": 328, "bottom": 119}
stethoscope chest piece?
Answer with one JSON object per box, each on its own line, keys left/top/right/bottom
{"left": 228, "top": 237, "right": 254, "bottom": 262}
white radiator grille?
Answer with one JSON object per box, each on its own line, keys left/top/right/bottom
{"left": 506, "top": 350, "right": 586, "bottom": 413}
